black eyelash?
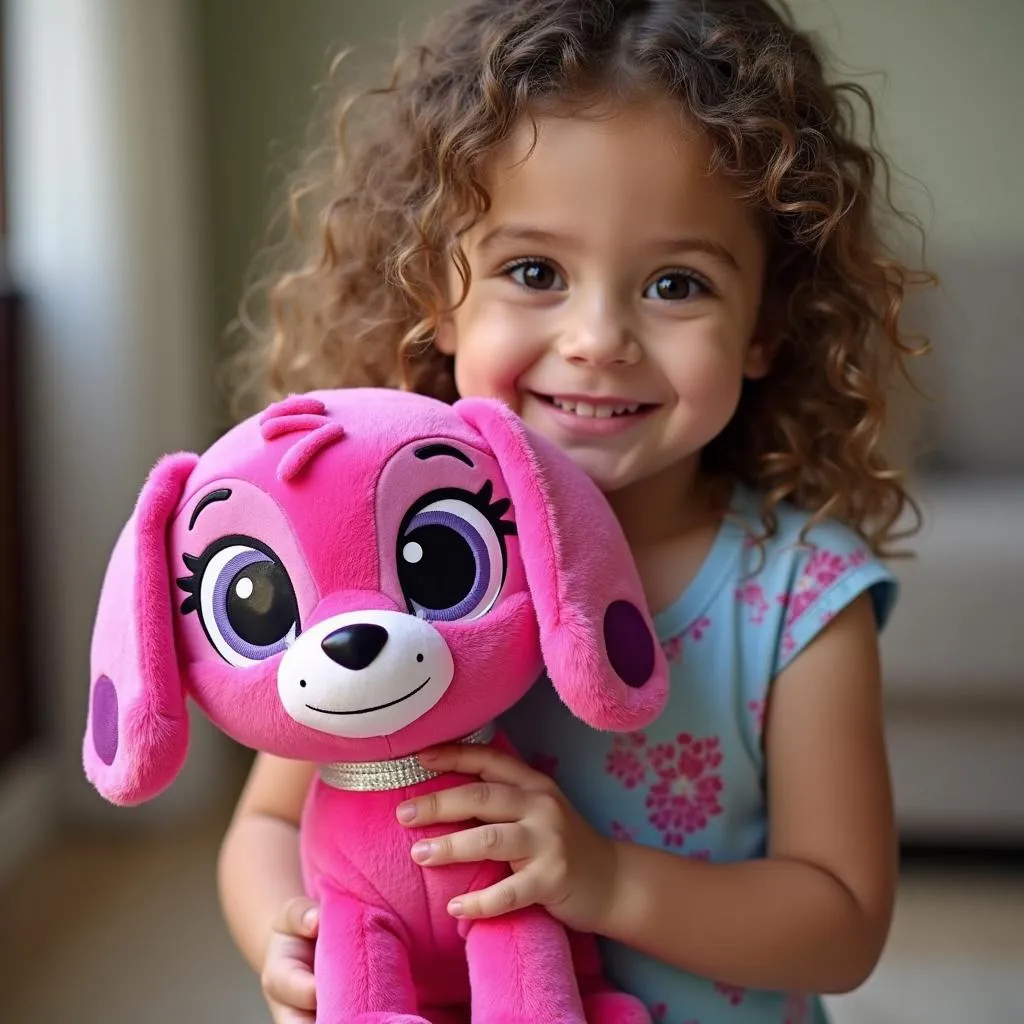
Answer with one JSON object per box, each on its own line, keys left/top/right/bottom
{"left": 500, "top": 256, "right": 551, "bottom": 273}
{"left": 472, "top": 480, "right": 517, "bottom": 537}
{"left": 176, "top": 552, "right": 202, "bottom": 615}
{"left": 649, "top": 268, "right": 715, "bottom": 299}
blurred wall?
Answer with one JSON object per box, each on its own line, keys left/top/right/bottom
{"left": 4, "top": 0, "right": 228, "bottom": 844}
{"left": 194, "top": 0, "right": 453, "bottom": 419}
{"left": 788, "top": 0, "right": 1024, "bottom": 473}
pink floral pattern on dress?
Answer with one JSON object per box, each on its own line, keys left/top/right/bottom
{"left": 715, "top": 981, "right": 746, "bottom": 1006}
{"left": 779, "top": 630, "right": 797, "bottom": 659}
{"left": 661, "top": 635, "right": 683, "bottom": 664}
{"left": 661, "top": 616, "right": 711, "bottom": 664}
{"left": 609, "top": 820, "right": 638, "bottom": 842}
{"left": 747, "top": 698, "right": 766, "bottom": 732}
{"left": 736, "top": 581, "right": 770, "bottom": 624}
{"left": 783, "top": 993, "right": 811, "bottom": 1024}
{"left": 776, "top": 547, "right": 866, "bottom": 661}
{"left": 605, "top": 731, "right": 649, "bottom": 789}
{"left": 687, "top": 616, "right": 711, "bottom": 641}
{"left": 645, "top": 733, "right": 724, "bottom": 847}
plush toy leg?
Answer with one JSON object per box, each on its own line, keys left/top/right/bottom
{"left": 568, "top": 930, "right": 652, "bottom": 1024}
{"left": 314, "top": 885, "right": 429, "bottom": 1024}
{"left": 463, "top": 906, "right": 587, "bottom": 1023}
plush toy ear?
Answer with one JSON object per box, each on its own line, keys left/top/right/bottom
{"left": 455, "top": 399, "right": 668, "bottom": 731}
{"left": 83, "top": 452, "right": 199, "bottom": 805}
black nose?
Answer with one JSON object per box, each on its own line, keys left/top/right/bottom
{"left": 321, "top": 623, "right": 389, "bottom": 671}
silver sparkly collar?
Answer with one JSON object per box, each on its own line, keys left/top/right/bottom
{"left": 318, "top": 723, "right": 497, "bottom": 792}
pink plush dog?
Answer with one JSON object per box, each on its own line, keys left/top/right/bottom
{"left": 84, "top": 388, "right": 668, "bottom": 1023}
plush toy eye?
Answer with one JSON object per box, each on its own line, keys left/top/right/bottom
{"left": 397, "top": 492, "right": 508, "bottom": 622}
{"left": 182, "top": 537, "right": 300, "bottom": 666}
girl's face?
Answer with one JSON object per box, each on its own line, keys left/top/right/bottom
{"left": 437, "top": 99, "right": 770, "bottom": 496}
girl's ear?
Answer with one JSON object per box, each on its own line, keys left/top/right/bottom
{"left": 83, "top": 453, "right": 199, "bottom": 806}
{"left": 454, "top": 398, "right": 668, "bottom": 732}
{"left": 744, "top": 294, "right": 783, "bottom": 380}
{"left": 743, "top": 339, "right": 772, "bottom": 380}
{"left": 434, "top": 317, "right": 456, "bottom": 356}
{"left": 433, "top": 243, "right": 467, "bottom": 358}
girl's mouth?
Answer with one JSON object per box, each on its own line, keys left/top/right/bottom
{"left": 527, "top": 392, "right": 660, "bottom": 436}
{"left": 534, "top": 393, "right": 658, "bottom": 420}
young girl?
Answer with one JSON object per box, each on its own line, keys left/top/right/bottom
{"left": 219, "top": 1, "right": 930, "bottom": 1021}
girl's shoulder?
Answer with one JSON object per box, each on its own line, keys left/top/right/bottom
{"left": 727, "top": 484, "right": 899, "bottom": 671}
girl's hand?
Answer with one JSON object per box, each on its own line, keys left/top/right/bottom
{"left": 261, "top": 896, "right": 319, "bottom": 1024}
{"left": 397, "top": 745, "right": 618, "bottom": 934}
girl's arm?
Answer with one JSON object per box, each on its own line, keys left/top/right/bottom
{"left": 601, "top": 594, "right": 896, "bottom": 992}
{"left": 402, "top": 593, "right": 896, "bottom": 995}
{"left": 218, "top": 753, "right": 317, "bottom": 972}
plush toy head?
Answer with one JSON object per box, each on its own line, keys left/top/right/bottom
{"left": 84, "top": 389, "right": 668, "bottom": 805}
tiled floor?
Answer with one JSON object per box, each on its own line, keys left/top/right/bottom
{"left": 1, "top": 819, "right": 1021, "bottom": 1023}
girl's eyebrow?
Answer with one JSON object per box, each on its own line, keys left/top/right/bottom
{"left": 476, "top": 224, "right": 574, "bottom": 252}
{"left": 476, "top": 223, "right": 740, "bottom": 271}
{"left": 649, "top": 236, "right": 740, "bottom": 271}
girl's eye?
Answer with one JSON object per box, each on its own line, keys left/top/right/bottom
{"left": 506, "top": 260, "right": 565, "bottom": 292}
{"left": 397, "top": 495, "right": 507, "bottom": 622}
{"left": 195, "top": 541, "right": 299, "bottom": 667}
{"left": 643, "top": 271, "right": 710, "bottom": 302}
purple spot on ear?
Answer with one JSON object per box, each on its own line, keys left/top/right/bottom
{"left": 92, "top": 675, "right": 118, "bottom": 766}
{"left": 604, "top": 601, "right": 655, "bottom": 689}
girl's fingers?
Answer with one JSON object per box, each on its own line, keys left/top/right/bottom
{"left": 447, "top": 870, "right": 544, "bottom": 920}
{"left": 410, "top": 822, "right": 533, "bottom": 866}
{"left": 398, "top": 780, "right": 528, "bottom": 827}
{"left": 271, "top": 1006, "right": 317, "bottom": 1024}
{"left": 417, "top": 744, "right": 552, "bottom": 791}
{"left": 272, "top": 895, "right": 319, "bottom": 938}
{"left": 262, "top": 936, "right": 317, "bottom": 1010}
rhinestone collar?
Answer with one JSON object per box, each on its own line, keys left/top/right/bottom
{"left": 318, "top": 723, "right": 497, "bottom": 792}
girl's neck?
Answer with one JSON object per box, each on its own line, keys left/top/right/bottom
{"left": 605, "top": 455, "right": 718, "bottom": 549}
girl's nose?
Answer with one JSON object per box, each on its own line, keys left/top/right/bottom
{"left": 556, "top": 299, "right": 641, "bottom": 368}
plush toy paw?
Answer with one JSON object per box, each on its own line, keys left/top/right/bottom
{"left": 583, "top": 991, "right": 653, "bottom": 1024}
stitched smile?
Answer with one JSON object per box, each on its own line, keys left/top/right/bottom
{"left": 305, "top": 678, "right": 432, "bottom": 716}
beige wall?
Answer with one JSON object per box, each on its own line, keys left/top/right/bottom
{"left": 195, "top": 0, "right": 452, "bottom": 412}
{"left": 790, "top": 0, "right": 1023, "bottom": 251}
{"left": 198, "top": 0, "right": 1023, "bottom": 470}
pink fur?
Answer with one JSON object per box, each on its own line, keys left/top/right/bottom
{"left": 84, "top": 388, "right": 668, "bottom": 1023}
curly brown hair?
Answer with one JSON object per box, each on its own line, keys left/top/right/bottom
{"left": 228, "top": 0, "right": 932, "bottom": 554}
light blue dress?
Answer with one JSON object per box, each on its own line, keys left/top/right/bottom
{"left": 503, "top": 485, "right": 897, "bottom": 1024}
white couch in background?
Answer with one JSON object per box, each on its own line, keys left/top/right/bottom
{"left": 881, "top": 477, "right": 1024, "bottom": 842}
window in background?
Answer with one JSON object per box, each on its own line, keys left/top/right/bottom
{"left": 0, "top": 0, "right": 36, "bottom": 769}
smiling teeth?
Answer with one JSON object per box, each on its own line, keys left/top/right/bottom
{"left": 552, "top": 398, "right": 641, "bottom": 418}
